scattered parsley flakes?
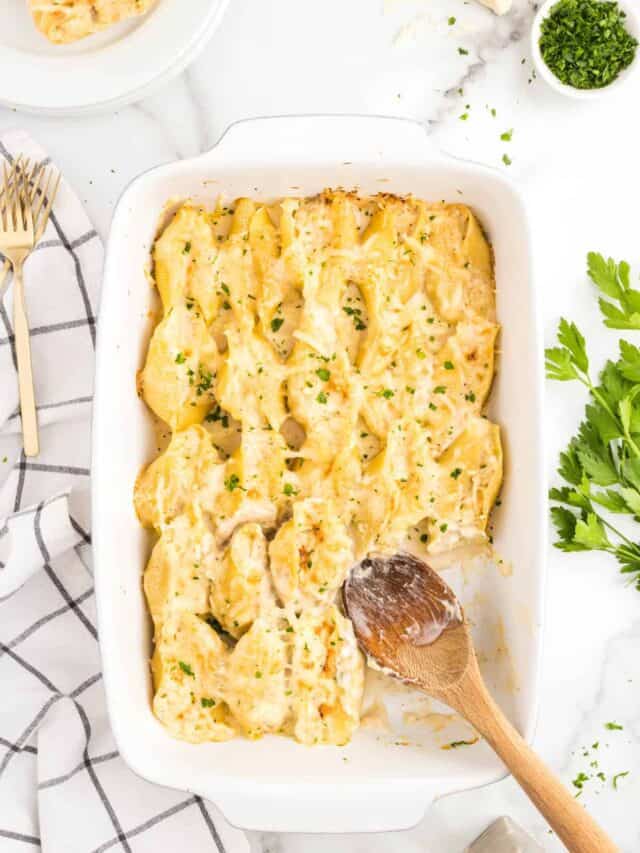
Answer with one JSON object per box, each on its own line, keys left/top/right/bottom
{"left": 613, "top": 771, "right": 629, "bottom": 790}
{"left": 224, "top": 473, "right": 242, "bottom": 492}
{"left": 459, "top": 113, "right": 469, "bottom": 121}
{"left": 433, "top": 385, "right": 446, "bottom": 394}
{"left": 442, "top": 737, "right": 478, "bottom": 749}
{"left": 458, "top": 47, "right": 469, "bottom": 55}
{"left": 196, "top": 365, "right": 214, "bottom": 396}
{"left": 605, "top": 721, "right": 623, "bottom": 731}
{"left": 175, "top": 351, "right": 186, "bottom": 364}
{"left": 182, "top": 241, "right": 191, "bottom": 254}
{"left": 179, "top": 661, "right": 194, "bottom": 677}
{"left": 502, "top": 153, "right": 512, "bottom": 166}
{"left": 316, "top": 391, "right": 328, "bottom": 404}
{"left": 376, "top": 388, "right": 395, "bottom": 399}
{"left": 572, "top": 771, "right": 589, "bottom": 790}
{"left": 444, "top": 360, "right": 454, "bottom": 370}
{"left": 283, "top": 483, "right": 299, "bottom": 497}
{"left": 271, "top": 317, "right": 284, "bottom": 333}
{"left": 201, "top": 697, "right": 216, "bottom": 708}
{"left": 500, "top": 129, "right": 513, "bottom": 142}
{"left": 450, "top": 467, "right": 463, "bottom": 479}
{"left": 343, "top": 305, "right": 366, "bottom": 330}
{"left": 316, "top": 368, "right": 330, "bottom": 381}
{"left": 448, "top": 15, "right": 456, "bottom": 25}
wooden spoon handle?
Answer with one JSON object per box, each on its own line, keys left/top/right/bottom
{"left": 446, "top": 666, "right": 618, "bottom": 853}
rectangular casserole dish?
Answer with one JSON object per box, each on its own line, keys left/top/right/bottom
{"left": 92, "top": 115, "right": 545, "bottom": 834}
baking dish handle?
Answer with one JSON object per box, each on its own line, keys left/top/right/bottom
{"left": 210, "top": 114, "right": 441, "bottom": 162}
{"left": 211, "top": 786, "right": 434, "bottom": 833}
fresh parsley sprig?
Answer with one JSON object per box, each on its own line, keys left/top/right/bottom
{"left": 547, "top": 255, "right": 640, "bottom": 589}
{"left": 588, "top": 251, "right": 640, "bottom": 330}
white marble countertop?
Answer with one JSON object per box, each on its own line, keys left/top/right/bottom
{"left": 3, "top": 0, "right": 639, "bottom": 850}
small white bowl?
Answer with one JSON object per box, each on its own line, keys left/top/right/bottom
{"left": 531, "top": 0, "right": 640, "bottom": 99}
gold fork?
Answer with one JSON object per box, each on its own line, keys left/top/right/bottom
{"left": 0, "top": 158, "right": 61, "bottom": 456}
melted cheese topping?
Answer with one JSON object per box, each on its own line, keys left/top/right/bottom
{"left": 135, "top": 190, "right": 503, "bottom": 746}
{"left": 29, "top": 0, "right": 156, "bottom": 43}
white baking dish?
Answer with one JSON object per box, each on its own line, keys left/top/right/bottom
{"left": 92, "top": 115, "right": 545, "bottom": 834}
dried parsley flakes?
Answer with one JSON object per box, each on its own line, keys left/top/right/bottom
{"left": 539, "top": 0, "right": 637, "bottom": 90}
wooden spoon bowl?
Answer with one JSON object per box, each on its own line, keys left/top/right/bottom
{"left": 344, "top": 552, "right": 618, "bottom": 853}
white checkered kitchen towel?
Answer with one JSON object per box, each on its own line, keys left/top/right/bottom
{"left": 0, "top": 132, "right": 249, "bottom": 853}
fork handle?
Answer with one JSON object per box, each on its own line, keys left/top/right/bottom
{"left": 13, "top": 261, "right": 39, "bottom": 457}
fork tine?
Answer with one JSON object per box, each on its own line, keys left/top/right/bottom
{"left": 20, "top": 165, "right": 33, "bottom": 233}
{"left": 9, "top": 156, "right": 23, "bottom": 231}
{"left": 29, "top": 161, "right": 44, "bottom": 204}
{"left": 17, "top": 158, "right": 31, "bottom": 231}
{"left": 0, "top": 162, "right": 7, "bottom": 231}
{"left": 35, "top": 169, "right": 61, "bottom": 242}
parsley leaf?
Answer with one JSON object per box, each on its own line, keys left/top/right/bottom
{"left": 548, "top": 253, "right": 640, "bottom": 590}
{"left": 588, "top": 252, "right": 640, "bottom": 329}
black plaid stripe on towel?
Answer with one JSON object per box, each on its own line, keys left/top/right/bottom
{"left": 0, "top": 132, "right": 248, "bottom": 853}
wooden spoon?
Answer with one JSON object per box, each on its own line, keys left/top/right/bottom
{"left": 343, "top": 552, "right": 618, "bottom": 853}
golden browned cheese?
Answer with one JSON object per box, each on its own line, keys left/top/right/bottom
{"left": 29, "top": 0, "right": 156, "bottom": 44}
{"left": 134, "top": 191, "right": 502, "bottom": 746}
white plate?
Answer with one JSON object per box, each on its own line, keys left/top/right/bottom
{"left": 93, "top": 115, "right": 546, "bottom": 834}
{"left": 0, "top": 0, "right": 230, "bottom": 115}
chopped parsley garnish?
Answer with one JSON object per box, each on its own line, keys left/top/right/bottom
{"left": 254, "top": 671, "right": 263, "bottom": 679}
{"left": 450, "top": 468, "right": 463, "bottom": 479}
{"left": 316, "top": 391, "right": 328, "bottom": 404}
{"left": 539, "top": 0, "right": 637, "bottom": 90}
{"left": 605, "top": 721, "right": 623, "bottom": 730}
{"left": 465, "top": 391, "right": 476, "bottom": 402}
{"left": 224, "top": 474, "right": 242, "bottom": 492}
{"left": 343, "top": 305, "right": 366, "bottom": 331}
{"left": 433, "top": 385, "right": 446, "bottom": 394}
{"left": 183, "top": 241, "right": 192, "bottom": 254}
{"left": 459, "top": 113, "right": 469, "bottom": 121}
{"left": 416, "top": 348, "right": 426, "bottom": 359}
{"left": 283, "top": 483, "right": 299, "bottom": 497}
{"left": 196, "top": 365, "right": 214, "bottom": 395}
{"left": 444, "top": 360, "right": 454, "bottom": 370}
{"left": 572, "top": 771, "right": 589, "bottom": 790}
{"left": 448, "top": 15, "right": 456, "bottom": 25}
{"left": 502, "top": 153, "right": 512, "bottom": 166}
{"left": 458, "top": 47, "right": 469, "bottom": 55}
{"left": 271, "top": 317, "right": 284, "bottom": 333}
{"left": 439, "top": 523, "right": 448, "bottom": 533}
{"left": 442, "top": 738, "right": 478, "bottom": 749}
{"left": 613, "top": 771, "right": 629, "bottom": 789}
{"left": 221, "top": 283, "right": 230, "bottom": 295}
{"left": 205, "top": 405, "right": 229, "bottom": 428}
{"left": 316, "top": 368, "right": 331, "bottom": 381}
{"left": 376, "top": 388, "right": 395, "bottom": 399}
{"left": 175, "top": 351, "right": 186, "bottom": 364}
{"left": 179, "top": 661, "right": 194, "bottom": 677}
{"left": 500, "top": 129, "right": 513, "bottom": 142}
{"left": 201, "top": 697, "right": 216, "bottom": 708}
